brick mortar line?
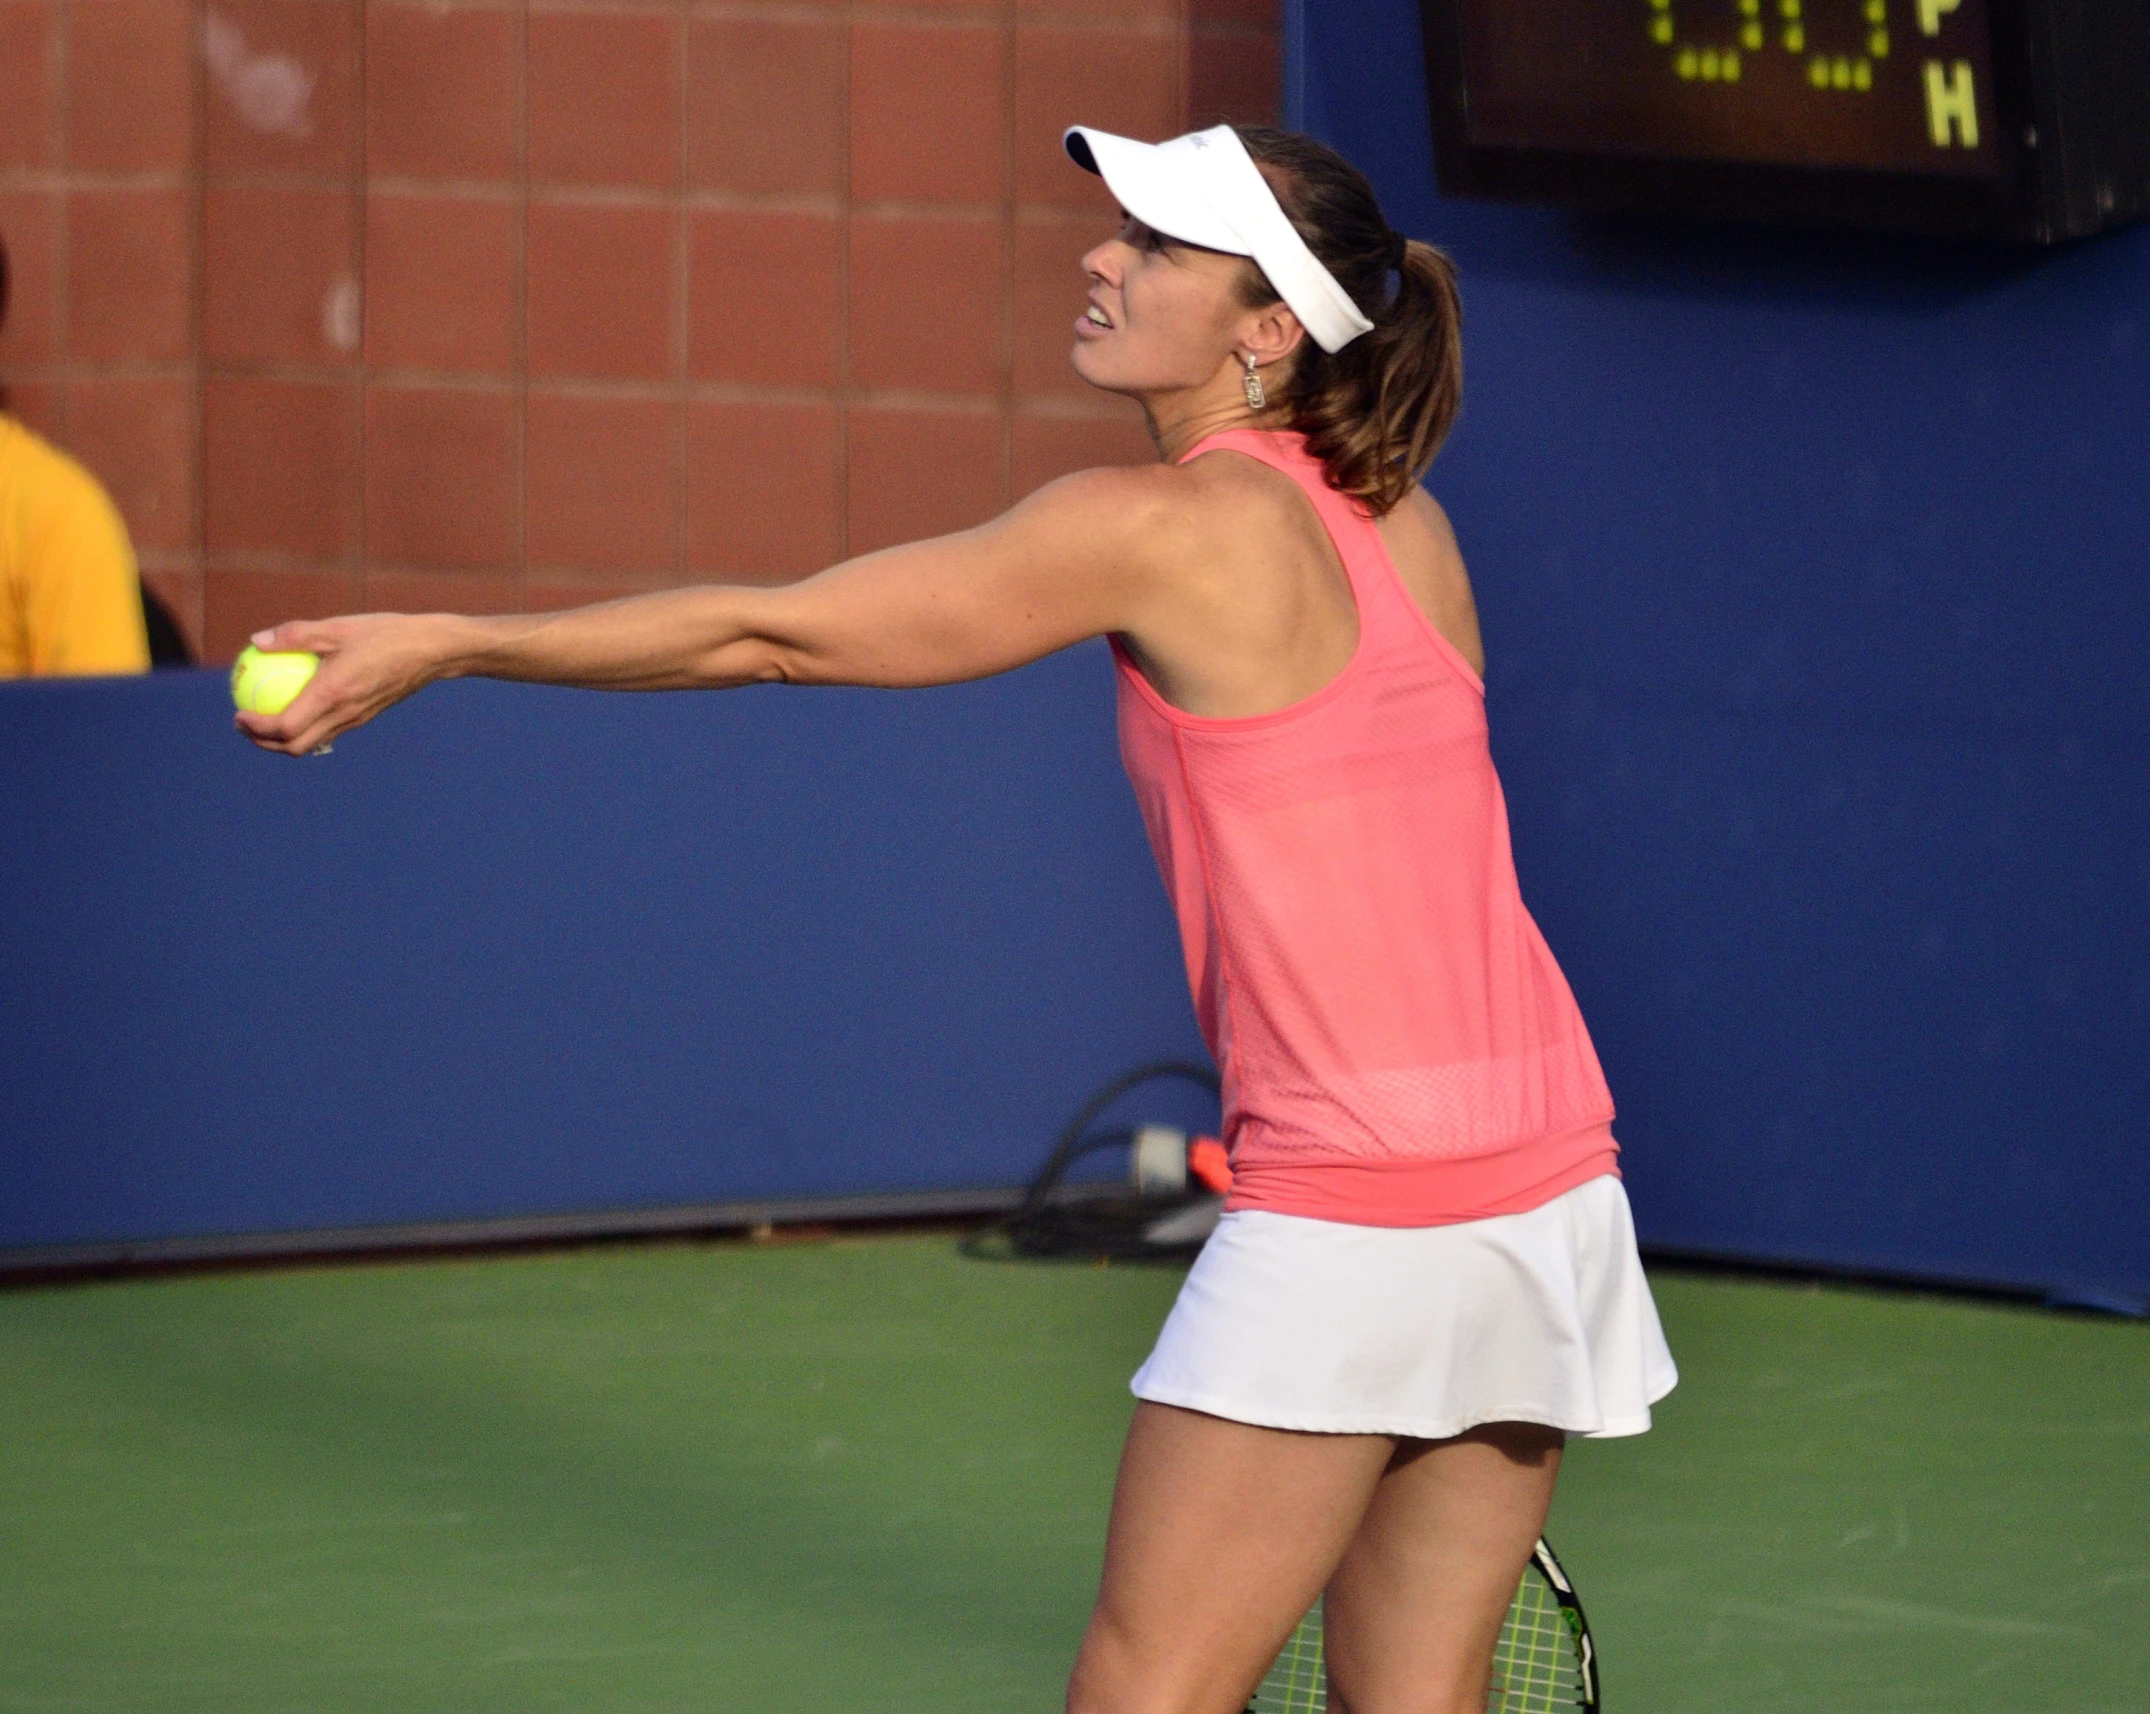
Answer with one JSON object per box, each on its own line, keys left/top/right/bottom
{"left": 672, "top": 0, "right": 693, "bottom": 581}
{"left": 0, "top": 171, "right": 197, "bottom": 193}
{"left": 186, "top": 0, "right": 208, "bottom": 643}
{"left": 42, "top": 0, "right": 65, "bottom": 181}
{"left": 9, "top": 167, "right": 1154, "bottom": 212}
{"left": 190, "top": 551, "right": 895, "bottom": 589}
{"left": 353, "top": 0, "right": 372, "bottom": 602}
{"left": 997, "top": 0, "right": 1017, "bottom": 511}
{"left": 833, "top": 0, "right": 852, "bottom": 561}
{"left": 1177, "top": 0, "right": 1190, "bottom": 132}
{"left": 195, "top": 563, "right": 791, "bottom": 593}
{"left": 180, "top": 182, "right": 1143, "bottom": 227}
{"left": 512, "top": 0, "right": 530, "bottom": 603}
{"left": 49, "top": 0, "right": 71, "bottom": 445}
{"left": 684, "top": 5, "right": 1216, "bottom": 33}
{"left": 193, "top": 552, "right": 800, "bottom": 591}
{"left": 0, "top": 362, "right": 204, "bottom": 384}
{"left": 217, "top": 178, "right": 1122, "bottom": 225}
{"left": 16, "top": 367, "right": 1134, "bottom": 416}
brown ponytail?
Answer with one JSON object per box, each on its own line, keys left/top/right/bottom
{"left": 1231, "top": 127, "right": 1463, "bottom": 517}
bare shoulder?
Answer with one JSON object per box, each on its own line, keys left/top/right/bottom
{"left": 1375, "top": 484, "right": 1486, "bottom": 678}
{"left": 1009, "top": 451, "right": 1315, "bottom": 577}
{"left": 1379, "top": 484, "right": 1463, "bottom": 562}
{"left": 1039, "top": 446, "right": 1301, "bottom": 521}
{"left": 1379, "top": 487, "right": 1468, "bottom": 599}
{"left": 998, "top": 460, "right": 1201, "bottom": 557}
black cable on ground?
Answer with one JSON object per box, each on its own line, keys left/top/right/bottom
{"left": 963, "top": 1061, "right": 1224, "bottom": 1263}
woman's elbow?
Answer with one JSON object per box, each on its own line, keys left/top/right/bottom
{"left": 684, "top": 634, "right": 801, "bottom": 689}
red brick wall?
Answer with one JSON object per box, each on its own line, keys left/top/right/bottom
{"left": 0, "top": 0, "right": 1277, "bottom": 663}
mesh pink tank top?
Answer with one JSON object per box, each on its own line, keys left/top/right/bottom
{"left": 1113, "top": 429, "right": 1618, "bottom": 1226}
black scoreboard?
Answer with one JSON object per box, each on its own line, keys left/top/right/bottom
{"left": 1418, "top": 0, "right": 2150, "bottom": 240}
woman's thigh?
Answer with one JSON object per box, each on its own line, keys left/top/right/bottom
{"left": 1066, "top": 1401, "right": 1397, "bottom": 1714}
{"left": 1322, "top": 1423, "right": 1564, "bottom": 1714}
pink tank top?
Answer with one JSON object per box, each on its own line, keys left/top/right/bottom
{"left": 1113, "top": 429, "right": 1618, "bottom": 1227}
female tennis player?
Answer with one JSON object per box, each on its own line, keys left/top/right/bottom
{"left": 240, "top": 124, "right": 1676, "bottom": 1714}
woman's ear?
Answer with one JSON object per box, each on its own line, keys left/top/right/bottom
{"left": 1242, "top": 301, "right": 1306, "bottom": 371}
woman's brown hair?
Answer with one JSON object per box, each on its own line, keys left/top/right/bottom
{"left": 1232, "top": 126, "right": 1462, "bottom": 517}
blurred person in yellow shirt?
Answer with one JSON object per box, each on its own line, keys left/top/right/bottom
{"left": 0, "top": 230, "right": 150, "bottom": 678}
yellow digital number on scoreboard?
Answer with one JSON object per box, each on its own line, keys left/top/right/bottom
{"left": 1649, "top": 0, "right": 1889, "bottom": 89}
{"left": 1646, "top": 0, "right": 1982, "bottom": 152}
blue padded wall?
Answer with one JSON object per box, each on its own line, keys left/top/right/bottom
{"left": 5, "top": 13, "right": 2146, "bottom": 1306}
{"left": 1299, "top": 0, "right": 2150, "bottom": 1308}
{"left": 0, "top": 653, "right": 1210, "bottom": 1254}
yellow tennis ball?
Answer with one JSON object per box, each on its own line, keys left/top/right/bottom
{"left": 230, "top": 645, "right": 320, "bottom": 716}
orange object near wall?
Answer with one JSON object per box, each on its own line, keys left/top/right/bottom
{"left": 1187, "top": 1135, "right": 1233, "bottom": 1194}
{"left": 0, "top": 2, "right": 1278, "bottom": 665}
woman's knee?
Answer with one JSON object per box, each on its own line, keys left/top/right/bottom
{"left": 1065, "top": 1615, "right": 1165, "bottom": 1714}
{"left": 1065, "top": 1611, "right": 1248, "bottom": 1714}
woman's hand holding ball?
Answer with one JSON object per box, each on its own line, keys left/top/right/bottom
{"left": 232, "top": 614, "right": 455, "bottom": 758}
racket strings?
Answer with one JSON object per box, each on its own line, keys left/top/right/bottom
{"left": 1245, "top": 1556, "right": 1590, "bottom": 1714}
{"left": 1488, "top": 1574, "right": 1584, "bottom": 1712}
{"left": 1248, "top": 1602, "right": 1327, "bottom": 1714}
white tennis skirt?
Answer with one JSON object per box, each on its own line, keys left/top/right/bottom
{"left": 1131, "top": 1174, "right": 1678, "bottom": 1440}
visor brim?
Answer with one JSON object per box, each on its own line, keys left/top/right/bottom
{"left": 1063, "top": 126, "right": 1251, "bottom": 257}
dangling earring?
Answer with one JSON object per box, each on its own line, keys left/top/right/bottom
{"left": 1241, "top": 354, "right": 1267, "bottom": 412}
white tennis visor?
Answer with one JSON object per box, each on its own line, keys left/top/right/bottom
{"left": 1063, "top": 124, "right": 1376, "bottom": 355}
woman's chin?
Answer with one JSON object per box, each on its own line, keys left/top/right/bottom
{"left": 1068, "top": 343, "right": 1144, "bottom": 399}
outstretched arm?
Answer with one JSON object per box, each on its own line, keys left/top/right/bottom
{"left": 237, "top": 466, "right": 1179, "bottom": 757}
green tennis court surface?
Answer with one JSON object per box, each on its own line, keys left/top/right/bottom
{"left": 2, "top": 1236, "right": 2142, "bottom": 1712}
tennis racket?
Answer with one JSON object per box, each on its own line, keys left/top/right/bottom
{"left": 1247, "top": 1537, "right": 1597, "bottom": 1714}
